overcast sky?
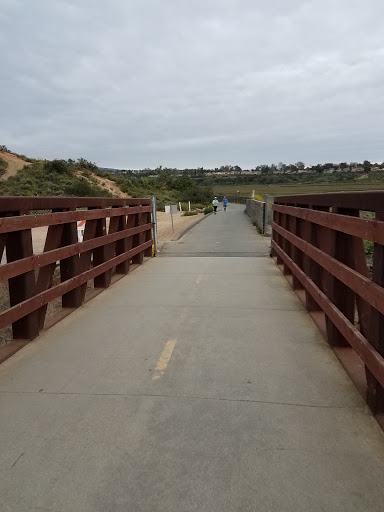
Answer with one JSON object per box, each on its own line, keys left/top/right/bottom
{"left": 1, "top": 0, "right": 383, "bottom": 168}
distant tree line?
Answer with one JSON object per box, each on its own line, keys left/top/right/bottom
{"left": 112, "top": 159, "right": 383, "bottom": 178}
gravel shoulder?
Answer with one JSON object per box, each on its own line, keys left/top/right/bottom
{"left": 156, "top": 211, "right": 204, "bottom": 250}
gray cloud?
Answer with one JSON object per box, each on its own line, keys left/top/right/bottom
{"left": 1, "top": 0, "right": 383, "bottom": 167}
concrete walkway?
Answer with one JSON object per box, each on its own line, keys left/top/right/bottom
{"left": 1, "top": 204, "right": 384, "bottom": 512}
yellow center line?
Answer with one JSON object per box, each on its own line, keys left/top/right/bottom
{"left": 152, "top": 340, "right": 176, "bottom": 380}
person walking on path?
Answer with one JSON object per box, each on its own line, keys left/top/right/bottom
{"left": 222, "top": 196, "right": 228, "bottom": 212}
{"left": 212, "top": 197, "right": 219, "bottom": 214}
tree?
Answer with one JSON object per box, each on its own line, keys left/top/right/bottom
{"left": 339, "top": 162, "right": 348, "bottom": 171}
{"left": 295, "top": 161, "right": 305, "bottom": 170}
{"left": 363, "top": 160, "right": 372, "bottom": 172}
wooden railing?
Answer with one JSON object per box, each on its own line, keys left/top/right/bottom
{"left": 271, "top": 191, "right": 384, "bottom": 415}
{"left": 0, "top": 197, "right": 153, "bottom": 359}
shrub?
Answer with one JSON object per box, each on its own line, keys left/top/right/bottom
{"left": 44, "top": 159, "right": 72, "bottom": 175}
{"left": 364, "top": 240, "right": 374, "bottom": 259}
{"left": 204, "top": 206, "right": 213, "bottom": 215}
{"left": 179, "top": 185, "right": 213, "bottom": 204}
{"left": 182, "top": 211, "right": 198, "bottom": 216}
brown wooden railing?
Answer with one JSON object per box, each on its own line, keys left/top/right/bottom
{"left": 271, "top": 191, "right": 384, "bottom": 416}
{"left": 0, "top": 197, "right": 153, "bottom": 359}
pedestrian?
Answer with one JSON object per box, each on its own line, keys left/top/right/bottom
{"left": 222, "top": 196, "right": 228, "bottom": 212}
{"left": 212, "top": 197, "right": 218, "bottom": 214}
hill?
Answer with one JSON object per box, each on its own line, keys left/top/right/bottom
{"left": 0, "top": 157, "right": 112, "bottom": 198}
{"left": 0, "top": 149, "right": 213, "bottom": 209}
{"left": 0, "top": 151, "right": 32, "bottom": 179}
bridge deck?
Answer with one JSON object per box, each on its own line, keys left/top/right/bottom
{"left": 1, "top": 205, "right": 384, "bottom": 511}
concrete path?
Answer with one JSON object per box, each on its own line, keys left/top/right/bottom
{"left": 1, "top": 204, "right": 384, "bottom": 512}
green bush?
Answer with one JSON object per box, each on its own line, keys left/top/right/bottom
{"left": 204, "top": 206, "right": 213, "bottom": 215}
{"left": 179, "top": 185, "right": 213, "bottom": 204}
{"left": 182, "top": 211, "right": 198, "bottom": 216}
{"left": 364, "top": 240, "right": 374, "bottom": 259}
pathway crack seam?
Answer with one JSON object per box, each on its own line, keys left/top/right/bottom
{"left": 0, "top": 390, "right": 366, "bottom": 411}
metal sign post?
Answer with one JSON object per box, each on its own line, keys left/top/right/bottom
{"left": 165, "top": 204, "right": 178, "bottom": 234}
{"left": 152, "top": 196, "right": 158, "bottom": 255}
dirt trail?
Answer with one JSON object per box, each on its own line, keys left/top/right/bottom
{"left": 0, "top": 152, "right": 31, "bottom": 179}
{"left": 77, "top": 172, "right": 129, "bottom": 198}
{"left": 91, "top": 173, "right": 130, "bottom": 198}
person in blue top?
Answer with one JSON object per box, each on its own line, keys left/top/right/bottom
{"left": 222, "top": 196, "right": 228, "bottom": 212}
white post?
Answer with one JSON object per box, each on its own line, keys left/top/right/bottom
{"left": 188, "top": 201, "right": 191, "bottom": 212}
{"left": 179, "top": 201, "right": 182, "bottom": 212}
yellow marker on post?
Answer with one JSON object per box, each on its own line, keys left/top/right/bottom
{"left": 152, "top": 340, "right": 176, "bottom": 380}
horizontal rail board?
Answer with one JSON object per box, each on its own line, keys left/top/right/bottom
{"left": 0, "top": 239, "right": 153, "bottom": 329}
{"left": 0, "top": 196, "right": 150, "bottom": 212}
{"left": 0, "top": 206, "right": 152, "bottom": 234}
{"left": 274, "top": 191, "right": 384, "bottom": 212}
{"left": 272, "top": 240, "right": 384, "bottom": 389}
{"left": 272, "top": 222, "right": 384, "bottom": 316}
{"left": 0, "top": 223, "right": 153, "bottom": 281}
{"left": 273, "top": 204, "right": 384, "bottom": 245}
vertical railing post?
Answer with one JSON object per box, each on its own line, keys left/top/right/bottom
{"left": 60, "top": 208, "right": 82, "bottom": 308}
{"left": 288, "top": 208, "right": 302, "bottom": 290}
{"left": 115, "top": 209, "right": 129, "bottom": 275}
{"left": 6, "top": 212, "right": 39, "bottom": 340}
{"left": 132, "top": 206, "right": 146, "bottom": 265}
{"left": 93, "top": 215, "right": 110, "bottom": 288}
{"left": 324, "top": 208, "right": 356, "bottom": 346}
{"left": 300, "top": 206, "right": 320, "bottom": 312}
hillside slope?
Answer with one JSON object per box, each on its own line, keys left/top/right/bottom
{"left": 77, "top": 172, "right": 130, "bottom": 198}
{"left": 0, "top": 151, "right": 31, "bottom": 179}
